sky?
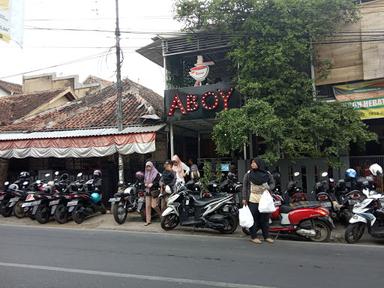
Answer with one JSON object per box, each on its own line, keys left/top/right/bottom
{"left": 0, "top": 0, "right": 182, "bottom": 95}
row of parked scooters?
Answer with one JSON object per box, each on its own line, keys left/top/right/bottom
{"left": 0, "top": 170, "right": 107, "bottom": 224}
{"left": 1, "top": 164, "right": 383, "bottom": 244}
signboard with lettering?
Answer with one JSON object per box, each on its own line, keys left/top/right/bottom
{"left": 334, "top": 79, "right": 384, "bottom": 120}
{"left": 164, "top": 83, "right": 242, "bottom": 121}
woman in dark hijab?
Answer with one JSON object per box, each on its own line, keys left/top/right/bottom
{"left": 242, "top": 158, "right": 275, "bottom": 244}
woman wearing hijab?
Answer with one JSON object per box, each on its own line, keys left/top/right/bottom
{"left": 144, "top": 161, "right": 161, "bottom": 226}
{"left": 242, "top": 158, "right": 275, "bottom": 244}
{"left": 172, "top": 155, "right": 190, "bottom": 184}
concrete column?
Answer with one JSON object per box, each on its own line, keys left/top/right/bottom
{"left": 170, "top": 123, "right": 174, "bottom": 157}
{"left": 0, "top": 158, "right": 9, "bottom": 189}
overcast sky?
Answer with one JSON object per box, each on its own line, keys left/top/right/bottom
{"left": 0, "top": 0, "right": 182, "bottom": 95}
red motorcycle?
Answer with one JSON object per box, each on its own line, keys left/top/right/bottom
{"left": 243, "top": 194, "right": 335, "bottom": 242}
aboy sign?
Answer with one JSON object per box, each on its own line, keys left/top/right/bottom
{"left": 165, "top": 83, "right": 241, "bottom": 121}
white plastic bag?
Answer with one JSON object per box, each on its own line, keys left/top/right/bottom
{"left": 239, "top": 206, "right": 254, "bottom": 228}
{"left": 258, "top": 190, "right": 276, "bottom": 213}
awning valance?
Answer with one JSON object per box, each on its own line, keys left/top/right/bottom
{"left": 0, "top": 132, "right": 157, "bottom": 159}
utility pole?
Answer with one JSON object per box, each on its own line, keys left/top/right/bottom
{"left": 115, "top": 0, "right": 124, "bottom": 183}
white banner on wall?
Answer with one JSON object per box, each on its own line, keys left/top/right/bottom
{"left": 0, "top": 0, "right": 24, "bottom": 45}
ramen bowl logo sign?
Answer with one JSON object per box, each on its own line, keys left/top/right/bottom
{"left": 189, "top": 55, "right": 214, "bottom": 86}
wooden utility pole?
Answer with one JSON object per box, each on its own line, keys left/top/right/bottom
{"left": 115, "top": 0, "right": 124, "bottom": 183}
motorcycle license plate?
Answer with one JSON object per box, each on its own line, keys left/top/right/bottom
{"left": 67, "top": 200, "right": 78, "bottom": 207}
{"left": 49, "top": 200, "right": 60, "bottom": 206}
{"left": 108, "top": 197, "right": 121, "bottom": 202}
{"left": 22, "top": 200, "right": 41, "bottom": 208}
{"left": 321, "top": 202, "right": 332, "bottom": 208}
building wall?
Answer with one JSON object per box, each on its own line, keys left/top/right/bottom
{"left": 315, "top": 0, "right": 384, "bottom": 85}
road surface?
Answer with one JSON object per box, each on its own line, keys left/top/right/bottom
{"left": 0, "top": 225, "right": 383, "bottom": 288}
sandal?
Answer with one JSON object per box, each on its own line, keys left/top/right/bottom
{"left": 144, "top": 222, "right": 151, "bottom": 226}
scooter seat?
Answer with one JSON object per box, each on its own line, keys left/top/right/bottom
{"left": 280, "top": 201, "right": 321, "bottom": 213}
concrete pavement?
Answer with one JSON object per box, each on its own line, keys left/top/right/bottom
{"left": 0, "top": 225, "right": 383, "bottom": 288}
{"left": 1, "top": 211, "right": 383, "bottom": 245}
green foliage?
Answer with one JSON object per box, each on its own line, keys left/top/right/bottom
{"left": 175, "top": 0, "right": 376, "bottom": 165}
{"left": 201, "top": 161, "right": 212, "bottom": 192}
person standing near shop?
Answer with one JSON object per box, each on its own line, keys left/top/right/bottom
{"left": 159, "top": 160, "right": 176, "bottom": 212}
{"left": 172, "top": 155, "right": 190, "bottom": 184}
{"left": 144, "top": 161, "right": 161, "bottom": 226}
{"left": 242, "top": 158, "right": 275, "bottom": 244}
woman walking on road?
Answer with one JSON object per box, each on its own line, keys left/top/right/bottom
{"left": 144, "top": 161, "right": 161, "bottom": 226}
{"left": 242, "top": 158, "right": 275, "bottom": 244}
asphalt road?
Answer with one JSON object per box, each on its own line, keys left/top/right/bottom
{"left": 0, "top": 225, "right": 383, "bottom": 288}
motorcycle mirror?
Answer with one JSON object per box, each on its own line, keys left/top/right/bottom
{"left": 36, "top": 180, "right": 41, "bottom": 184}
{"left": 293, "top": 172, "right": 300, "bottom": 177}
{"left": 54, "top": 171, "right": 60, "bottom": 176}
{"left": 4, "top": 181, "right": 9, "bottom": 185}
{"left": 44, "top": 173, "right": 51, "bottom": 178}
{"left": 321, "top": 172, "right": 328, "bottom": 177}
{"left": 23, "top": 181, "right": 29, "bottom": 186}
{"left": 119, "top": 181, "right": 124, "bottom": 185}
{"left": 77, "top": 172, "right": 83, "bottom": 178}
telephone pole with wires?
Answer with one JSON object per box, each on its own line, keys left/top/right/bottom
{"left": 115, "top": 0, "right": 124, "bottom": 183}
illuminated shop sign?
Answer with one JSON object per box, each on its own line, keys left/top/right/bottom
{"left": 164, "top": 83, "right": 242, "bottom": 121}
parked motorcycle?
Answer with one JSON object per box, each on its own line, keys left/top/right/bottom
{"left": 72, "top": 171, "right": 106, "bottom": 224}
{"left": 243, "top": 193, "right": 334, "bottom": 242}
{"left": 282, "top": 172, "right": 308, "bottom": 204}
{"left": 110, "top": 180, "right": 143, "bottom": 224}
{"left": 1, "top": 172, "right": 31, "bottom": 217}
{"left": 345, "top": 194, "right": 384, "bottom": 244}
{"left": 161, "top": 186, "right": 239, "bottom": 234}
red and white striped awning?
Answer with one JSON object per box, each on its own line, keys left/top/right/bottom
{"left": 0, "top": 125, "right": 164, "bottom": 159}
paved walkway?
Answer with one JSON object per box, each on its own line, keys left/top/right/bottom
{"left": 0, "top": 211, "right": 383, "bottom": 245}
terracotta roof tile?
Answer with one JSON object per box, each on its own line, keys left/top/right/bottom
{"left": 0, "top": 89, "right": 68, "bottom": 126}
{"left": 0, "top": 80, "right": 22, "bottom": 95}
{"left": 0, "top": 79, "right": 164, "bottom": 132}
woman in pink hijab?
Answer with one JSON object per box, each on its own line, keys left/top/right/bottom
{"left": 172, "top": 155, "right": 190, "bottom": 184}
{"left": 144, "top": 161, "right": 161, "bottom": 226}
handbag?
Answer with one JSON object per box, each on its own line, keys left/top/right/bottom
{"left": 239, "top": 206, "right": 254, "bottom": 228}
{"left": 258, "top": 190, "right": 276, "bottom": 213}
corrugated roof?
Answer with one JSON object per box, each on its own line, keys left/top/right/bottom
{"left": 0, "top": 124, "right": 165, "bottom": 141}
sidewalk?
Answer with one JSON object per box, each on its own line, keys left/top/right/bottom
{"left": 0, "top": 212, "right": 382, "bottom": 245}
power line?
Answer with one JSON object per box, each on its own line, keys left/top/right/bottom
{"left": 0, "top": 50, "right": 114, "bottom": 79}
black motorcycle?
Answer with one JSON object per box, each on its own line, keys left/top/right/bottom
{"left": 110, "top": 180, "right": 144, "bottom": 224}
{"left": 161, "top": 186, "right": 238, "bottom": 234}
{"left": 1, "top": 178, "right": 30, "bottom": 217}
{"left": 72, "top": 173, "right": 106, "bottom": 224}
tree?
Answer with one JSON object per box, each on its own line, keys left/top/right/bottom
{"left": 175, "top": 0, "right": 376, "bottom": 165}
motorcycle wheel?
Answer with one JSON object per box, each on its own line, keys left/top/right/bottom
{"left": 161, "top": 214, "right": 179, "bottom": 231}
{"left": 1, "top": 203, "right": 13, "bottom": 217}
{"left": 35, "top": 205, "right": 50, "bottom": 224}
{"left": 112, "top": 202, "right": 128, "bottom": 225}
{"left": 345, "top": 223, "right": 365, "bottom": 244}
{"left": 72, "top": 206, "right": 86, "bottom": 224}
{"left": 310, "top": 220, "right": 331, "bottom": 242}
{"left": 13, "top": 201, "right": 25, "bottom": 218}
{"left": 54, "top": 204, "right": 68, "bottom": 224}
{"left": 218, "top": 214, "right": 239, "bottom": 234}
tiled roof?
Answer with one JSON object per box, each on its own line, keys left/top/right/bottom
{"left": 0, "top": 80, "right": 22, "bottom": 95}
{"left": 0, "top": 79, "right": 164, "bottom": 132}
{"left": 0, "top": 89, "right": 70, "bottom": 126}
